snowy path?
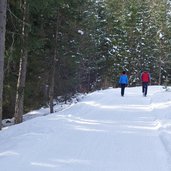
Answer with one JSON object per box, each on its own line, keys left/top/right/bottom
{"left": 0, "top": 86, "right": 171, "bottom": 171}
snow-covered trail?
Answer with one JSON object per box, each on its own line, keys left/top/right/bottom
{"left": 0, "top": 86, "right": 171, "bottom": 171}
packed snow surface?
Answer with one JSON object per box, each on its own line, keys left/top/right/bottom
{"left": 0, "top": 86, "right": 171, "bottom": 171}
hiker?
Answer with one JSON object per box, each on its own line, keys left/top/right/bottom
{"left": 119, "top": 71, "right": 128, "bottom": 96}
{"left": 141, "top": 70, "right": 150, "bottom": 96}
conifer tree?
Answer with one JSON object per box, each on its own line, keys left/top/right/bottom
{"left": 0, "top": 0, "right": 7, "bottom": 129}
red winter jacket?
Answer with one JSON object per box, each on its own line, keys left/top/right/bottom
{"left": 141, "top": 72, "right": 150, "bottom": 83}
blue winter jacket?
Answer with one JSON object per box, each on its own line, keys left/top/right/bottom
{"left": 119, "top": 74, "right": 128, "bottom": 85}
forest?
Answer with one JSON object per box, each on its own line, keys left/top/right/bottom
{"left": 0, "top": 0, "right": 171, "bottom": 128}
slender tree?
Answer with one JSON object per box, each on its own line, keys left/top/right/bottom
{"left": 49, "top": 8, "right": 60, "bottom": 113}
{"left": 0, "top": 0, "right": 7, "bottom": 129}
{"left": 14, "top": 0, "right": 29, "bottom": 124}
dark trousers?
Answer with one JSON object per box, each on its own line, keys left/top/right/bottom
{"left": 142, "top": 82, "right": 148, "bottom": 96}
{"left": 120, "top": 84, "right": 126, "bottom": 96}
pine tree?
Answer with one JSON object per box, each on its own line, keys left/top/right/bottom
{"left": 0, "top": 0, "right": 7, "bottom": 129}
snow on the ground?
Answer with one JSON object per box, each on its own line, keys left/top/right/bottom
{"left": 2, "top": 93, "right": 85, "bottom": 127}
{"left": 0, "top": 86, "right": 171, "bottom": 171}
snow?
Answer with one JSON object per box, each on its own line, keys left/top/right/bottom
{"left": 105, "top": 37, "right": 112, "bottom": 42}
{"left": 78, "top": 30, "right": 84, "bottom": 35}
{"left": 0, "top": 86, "right": 171, "bottom": 171}
{"left": 159, "top": 32, "right": 163, "bottom": 39}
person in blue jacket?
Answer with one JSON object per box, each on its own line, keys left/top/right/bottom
{"left": 119, "top": 71, "right": 128, "bottom": 96}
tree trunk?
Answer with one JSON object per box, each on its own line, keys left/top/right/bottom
{"left": 0, "top": 0, "right": 7, "bottom": 129}
{"left": 49, "top": 55, "right": 56, "bottom": 113}
{"left": 158, "top": 57, "right": 162, "bottom": 85}
{"left": 49, "top": 10, "right": 60, "bottom": 113}
{"left": 158, "top": 38, "right": 163, "bottom": 85}
{"left": 14, "top": 0, "right": 29, "bottom": 124}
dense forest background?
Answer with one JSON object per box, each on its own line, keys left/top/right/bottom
{"left": 3, "top": 0, "right": 171, "bottom": 119}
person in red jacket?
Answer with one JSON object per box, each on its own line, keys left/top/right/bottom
{"left": 141, "top": 70, "right": 151, "bottom": 96}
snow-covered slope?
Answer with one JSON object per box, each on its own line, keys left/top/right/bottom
{"left": 0, "top": 86, "right": 171, "bottom": 171}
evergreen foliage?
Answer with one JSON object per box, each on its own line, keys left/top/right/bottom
{"left": 3, "top": 0, "right": 171, "bottom": 119}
